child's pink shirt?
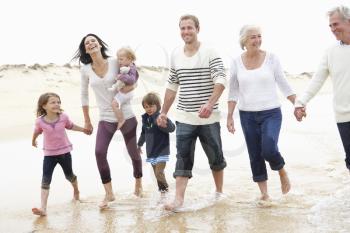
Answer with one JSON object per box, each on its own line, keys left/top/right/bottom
{"left": 34, "top": 113, "right": 74, "bottom": 156}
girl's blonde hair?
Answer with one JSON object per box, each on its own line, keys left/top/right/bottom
{"left": 117, "top": 47, "right": 136, "bottom": 61}
{"left": 142, "top": 92, "right": 161, "bottom": 112}
{"left": 36, "top": 92, "right": 62, "bottom": 117}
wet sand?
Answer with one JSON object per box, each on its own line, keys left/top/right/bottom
{"left": 0, "top": 65, "right": 349, "bottom": 232}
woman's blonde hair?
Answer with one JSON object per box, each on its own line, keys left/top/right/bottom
{"left": 239, "top": 25, "right": 261, "bottom": 50}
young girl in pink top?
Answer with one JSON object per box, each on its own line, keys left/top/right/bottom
{"left": 31, "top": 92, "right": 87, "bottom": 216}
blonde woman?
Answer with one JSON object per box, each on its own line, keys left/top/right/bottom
{"left": 227, "top": 25, "right": 295, "bottom": 201}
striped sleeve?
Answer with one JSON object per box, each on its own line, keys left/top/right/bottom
{"left": 167, "top": 53, "right": 180, "bottom": 92}
{"left": 209, "top": 49, "right": 226, "bottom": 87}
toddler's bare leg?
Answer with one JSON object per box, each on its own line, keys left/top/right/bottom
{"left": 112, "top": 100, "right": 125, "bottom": 130}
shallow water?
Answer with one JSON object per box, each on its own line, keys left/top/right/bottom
{"left": 1, "top": 92, "right": 349, "bottom": 233}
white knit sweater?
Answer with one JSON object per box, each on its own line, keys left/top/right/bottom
{"left": 296, "top": 43, "right": 350, "bottom": 123}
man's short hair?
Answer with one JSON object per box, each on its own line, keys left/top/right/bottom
{"left": 179, "top": 14, "right": 200, "bottom": 29}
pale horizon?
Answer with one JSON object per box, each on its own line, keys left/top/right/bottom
{"left": 1, "top": 0, "right": 349, "bottom": 73}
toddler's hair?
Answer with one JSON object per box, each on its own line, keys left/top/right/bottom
{"left": 36, "top": 92, "right": 62, "bottom": 117}
{"left": 117, "top": 47, "right": 136, "bottom": 61}
{"left": 142, "top": 92, "right": 161, "bottom": 112}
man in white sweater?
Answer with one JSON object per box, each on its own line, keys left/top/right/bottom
{"left": 295, "top": 5, "right": 350, "bottom": 172}
{"left": 157, "top": 14, "right": 227, "bottom": 211}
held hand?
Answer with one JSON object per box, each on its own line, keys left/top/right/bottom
{"left": 32, "top": 140, "right": 37, "bottom": 147}
{"left": 157, "top": 113, "right": 168, "bottom": 128}
{"left": 137, "top": 147, "right": 143, "bottom": 155}
{"left": 198, "top": 103, "right": 213, "bottom": 118}
{"left": 227, "top": 117, "right": 236, "bottom": 134}
{"left": 84, "top": 122, "right": 93, "bottom": 135}
{"left": 83, "top": 128, "right": 91, "bottom": 135}
{"left": 294, "top": 107, "right": 307, "bottom": 122}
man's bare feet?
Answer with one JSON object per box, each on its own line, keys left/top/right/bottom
{"left": 164, "top": 199, "right": 183, "bottom": 211}
{"left": 134, "top": 178, "right": 143, "bottom": 197}
{"left": 99, "top": 194, "right": 115, "bottom": 209}
{"left": 280, "top": 173, "right": 291, "bottom": 194}
{"left": 260, "top": 193, "right": 270, "bottom": 201}
{"left": 32, "top": 207, "right": 47, "bottom": 216}
{"left": 117, "top": 119, "right": 125, "bottom": 130}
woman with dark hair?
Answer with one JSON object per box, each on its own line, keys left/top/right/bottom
{"left": 73, "top": 33, "right": 143, "bottom": 208}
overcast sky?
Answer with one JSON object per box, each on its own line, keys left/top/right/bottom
{"left": 1, "top": 0, "right": 349, "bottom": 73}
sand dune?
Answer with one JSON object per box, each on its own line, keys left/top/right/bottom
{"left": 0, "top": 63, "right": 328, "bottom": 142}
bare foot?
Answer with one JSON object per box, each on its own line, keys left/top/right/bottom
{"left": 32, "top": 207, "right": 46, "bottom": 216}
{"left": 215, "top": 191, "right": 224, "bottom": 200}
{"left": 134, "top": 178, "right": 143, "bottom": 197}
{"left": 164, "top": 199, "right": 183, "bottom": 211}
{"left": 260, "top": 193, "right": 270, "bottom": 201}
{"left": 280, "top": 173, "right": 291, "bottom": 194}
{"left": 73, "top": 190, "right": 80, "bottom": 201}
{"left": 117, "top": 119, "right": 125, "bottom": 130}
{"left": 134, "top": 188, "right": 143, "bottom": 197}
{"left": 99, "top": 194, "right": 115, "bottom": 209}
{"left": 257, "top": 198, "right": 273, "bottom": 207}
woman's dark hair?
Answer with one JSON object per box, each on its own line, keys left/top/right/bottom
{"left": 72, "top": 33, "right": 110, "bottom": 65}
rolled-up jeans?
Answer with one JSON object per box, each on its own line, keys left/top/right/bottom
{"left": 173, "top": 121, "right": 227, "bottom": 178}
{"left": 239, "top": 107, "right": 285, "bottom": 182}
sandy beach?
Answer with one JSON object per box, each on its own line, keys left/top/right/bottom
{"left": 0, "top": 64, "right": 349, "bottom": 233}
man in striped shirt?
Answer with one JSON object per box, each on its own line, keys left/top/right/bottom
{"left": 157, "top": 14, "right": 227, "bottom": 211}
